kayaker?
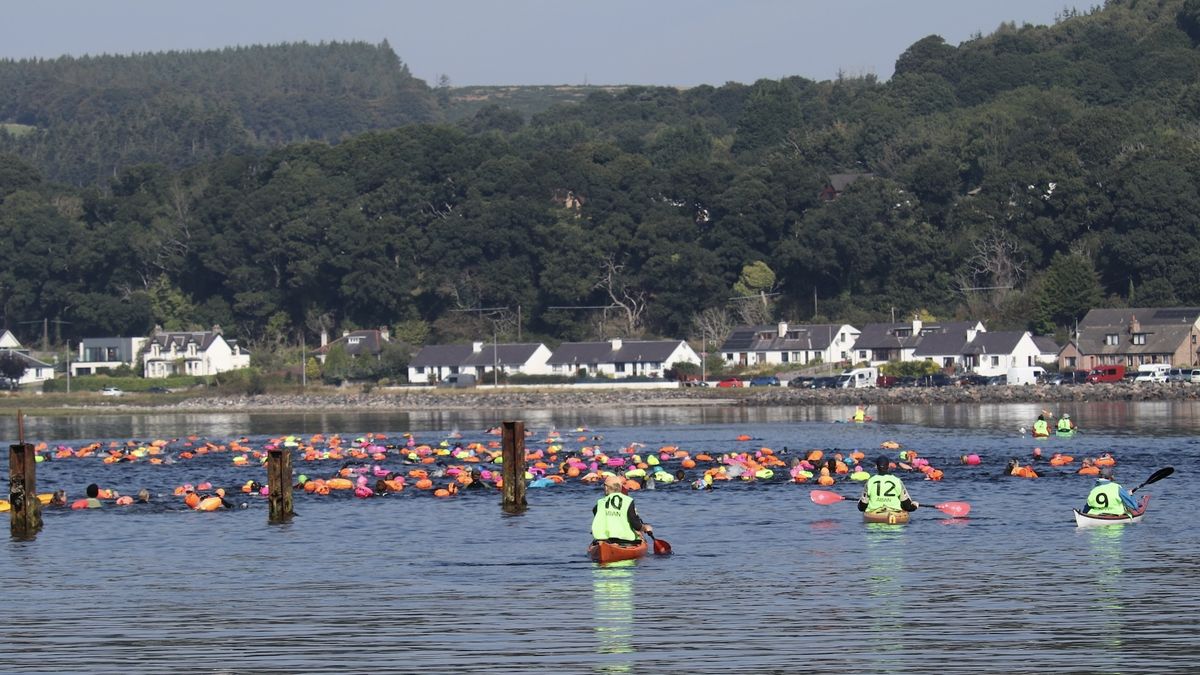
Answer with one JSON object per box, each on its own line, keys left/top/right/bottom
{"left": 1032, "top": 415, "right": 1050, "bottom": 438}
{"left": 1081, "top": 469, "right": 1138, "bottom": 516}
{"left": 853, "top": 404, "right": 867, "bottom": 423}
{"left": 857, "top": 455, "right": 919, "bottom": 515}
{"left": 591, "top": 474, "right": 652, "bottom": 545}
{"left": 1056, "top": 414, "right": 1076, "bottom": 433}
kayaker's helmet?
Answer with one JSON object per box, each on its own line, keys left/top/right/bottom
{"left": 875, "top": 455, "right": 891, "bottom": 474}
{"left": 1062, "top": 414, "right": 1070, "bottom": 419}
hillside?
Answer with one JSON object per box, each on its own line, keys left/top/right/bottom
{"left": 0, "top": 41, "right": 437, "bottom": 185}
{"left": 4, "top": 0, "right": 1200, "bottom": 361}
{"left": 441, "top": 85, "right": 628, "bottom": 122}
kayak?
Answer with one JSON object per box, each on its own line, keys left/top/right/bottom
{"left": 1073, "top": 495, "right": 1149, "bottom": 528}
{"left": 862, "top": 509, "right": 910, "bottom": 525}
{"left": 588, "top": 538, "right": 648, "bottom": 563}
{"left": 1056, "top": 429, "right": 1076, "bottom": 438}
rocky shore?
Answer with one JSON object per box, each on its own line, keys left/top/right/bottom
{"left": 141, "top": 381, "right": 1200, "bottom": 411}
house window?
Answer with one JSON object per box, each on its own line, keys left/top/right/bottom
{"left": 415, "top": 367, "right": 424, "bottom": 374}
{"left": 1105, "top": 333, "right": 1118, "bottom": 346}
{"left": 616, "top": 363, "right": 626, "bottom": 373}
{"left": 348, "top": 337, "right": 362, "bottom": 345}
{"left": 840, "top": 351, "right": 847, "bottom": 360}
{"left": 857, "top": 350, "right": 866, "bottom": 359}
{"left": 756, "top": 352, "right": 766, "bottom": 363}
{"left": 792, "top": 352, "right": 801, "bottom": 362}
{"left": 781, "top": 353, "right": 789, "bottom": 363}
{"left": 1132, "top": 333, "right": 1146, "bottom": 345}
{"left": 1067, "top": 357, "right": 1076, "bottom": 368}
{"left": 839, "top": 333, "right": 846, "bottom": 343}
{"left": 991, "top": 356, "right": 999, "bottom": 367}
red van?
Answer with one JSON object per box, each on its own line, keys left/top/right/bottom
{"left": 1086, "top": 365, "right": 1126, "bottom": 383}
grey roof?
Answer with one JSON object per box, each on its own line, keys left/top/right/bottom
{"left": 719, "top": 323, "right": 847, "bottom": 352}
{"left": 912, "top": 332, "right": 968, "bottom": 357}
{"left": 1074, "top": 323, "right": 1194, "bottom": 357}
{"left": 319, "top": 329, "right": 387, "bottom": 357}
{"left": 827, "top": 173, "right": 872, "bottom": 192}
{"left": 408, "top": 344, "right": 474, "bottom": 368}
{"left": 854, "top": 321, "right": 980, "bottom": 351}
{"left": 0, "top": 348, "right": 51, "bottom": 368}
{"left": 962, "top": 331, "right": 1027, "bottom": 355}
{"left": 547, "top": 340, "right": 683, "bottom": 366}
{"left": 145, "top": 331, "right": 219, "bottom": 352}
{"left": 460, "top": 343, "right": 543, "bottom": 367}
{"left": 1032, "top": 335, "right": 1059, "bottom": 354}
{"left": 1080, "top": 307, "right": 1200, "bottom": 328}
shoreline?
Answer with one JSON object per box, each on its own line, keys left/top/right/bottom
{"left": 4, "top": 381, "right": 1198, "bottom": 415}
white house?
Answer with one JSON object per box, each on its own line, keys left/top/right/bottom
{"left": 141, "top": 326, "right": 250, "bottom": 378}
{"left": 406, "top": 342, "right": 552, "bottom": 383}
{"left": 1031, "top": 335, "right": 1060, "bottom": 366}
{"left": 851, "top": 319, "right": 986, "bottom": 367}
{"left": 962, "top": 331, "right": 1041, "bottom": 376}
{"left": 546, "top": 338, "right": 699, "bottom": 379}
{"left": 71, "top": 337, "right": 148, "bottom": 376}
{"left": 719, "top": 322, "right": 859, "bottom": 368}
{"left": 316, "top": 328, "right": 390, "bottom": 364}
{"left": 0, "top": 330, "right": 56, "bottom": 385}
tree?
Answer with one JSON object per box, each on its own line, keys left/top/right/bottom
{"left": 1034, "top": 251, "right": 1103, "bottom": 333}
{"left": 731, "top": 261, "right": 778, "bottom": 325}
{"left": 0, "top": 351, "right": 27, "bottom": 381}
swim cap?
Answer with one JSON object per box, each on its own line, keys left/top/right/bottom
{"left": 298, "top": 474, "right": 308, "bottom": 484}
{"left": 875, "top": 456, "right": 890, "bottom": 473}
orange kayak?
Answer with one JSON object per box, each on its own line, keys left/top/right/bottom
{"left": 588, "top": 538, "right": 648, "bottom": 563}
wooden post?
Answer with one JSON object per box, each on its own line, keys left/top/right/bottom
{"left": 501, "top": 420, "right": 527, "bottom": 513}
{"left": 266, "top": 448, "right": 294, "bottom": 523}
{"left": 10, "top": 410, "right": 42, "bottom": 538}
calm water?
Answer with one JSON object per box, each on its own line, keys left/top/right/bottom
{"left": 1, "top": 402, "right": 1196, "bottom": 674}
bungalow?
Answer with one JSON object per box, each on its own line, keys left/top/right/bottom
{"left": 720, "top": 322, "right": 859, "bottom": 368}
{"left": 316, "top": 328, "right": 390, "bottom": 364}
{"left": 141, "top": 325, "right": 250, "bottom": 379}
{"left": 406, "top": 342, "right": 552, "bottom": 384}
{"left": 1057, "top": 307, "right": 1200, "bottom": 371}
{"left": 71, "top": 337, "right": 148, "bottom": 376}
{"left": 960, "top": 331, "right": 1041, "bottom": 377}
{"left": 0, "top": 330, "right": 55, "bottom": 385}
{"left": 547, "top": 338, "right": 699, "bottom": 379}
{"left": 851, "top": 319, "right": 985, "bottom": 367}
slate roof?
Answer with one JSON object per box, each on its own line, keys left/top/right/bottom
{"left": 912, "top": 332, "right": 968, "bottom": 357}
{"left": 720, "top": 323, "right": 848, "bottom": 352}
{"left": 962, "top": 331, "right": 1027, "bottom": 355}
{"left": 827, "top": 173, "right": 872, "bottom": 192}
{"left": 1075, "top": 324, "right": 1194, "bottom": 357}
{"left": 460, "top": 343, "right": 543, "bottom": 367}
{"left": 854, "top": 321, "right": 980, "bottom": 350}
{"left": 547, "top": 340, "right": 683, "bottom": 366}
{"left": 408, "top": 344, "right": 474, "bottom": 368}
{"left": 1080, "top": 307, "right": 1200, "bottom": 328}
{"left": 0, "top": 348, "right": 51, "bottom": 368}
{"left": 1032, "top": 335, "right": 1059, "bottom": 354}
{"left": 143, "top": 330, "right": 244, "bottom": 356}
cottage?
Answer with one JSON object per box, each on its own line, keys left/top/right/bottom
{"left": 141, "top": 325, "right": 250, "bottom": 378}
{"left": 960, "top": 331, "right": 1041, "bottom": 376}
{"left": 547, "top": 338, "right": 699, "bottom": 379}
{"left": 316, "top": 328, "right": 390, "bottom": 363}
{"left": 0, "top": 330, "right": 55, "bottom": 385}
{"left": 720, "top": 322, "right": 859, "bottom": 368}
{"left": 851, "top": 319, "right": 985, "bottom": 367}
{"left": 407, "top": 344, "right": 475, "bottom": 384}
{"left": 406, "top": 341, "right": 552, "bottom": 384}
{"left": 1058, "top": 308, "right": 1200, "bottom": 371}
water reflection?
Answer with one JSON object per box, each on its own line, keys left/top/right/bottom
{"left": 1085, "top": 526, "right": 1126, "bottom": 660}
{"left": 592, "top": 561, "right": 635, "bottom": 673}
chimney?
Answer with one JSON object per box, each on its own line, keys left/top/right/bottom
{"left": 342, "top": 329, "right": 350, "bottom": 338}
{"left": 320, "top": 329, "right": 328, "bottom": 348}
{"left": 778, "top": 321, "right": 788, "bottom": 338}
{"left": 473, "top": 341, "right": 484, "bottom": 353}
{"left": 912, "top": 316, "right": 923, "bottom": 334}
{"left": 380, "top": 326, "right": 390, "bottom": 342}
{"left": 1129, "top": 315, "right": 1140, "bottom": 334}
{"left": 610, "top": 337, "right": 623, "bottom": 351}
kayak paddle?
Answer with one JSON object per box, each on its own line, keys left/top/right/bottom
{"left": 1131, "top": 466, "right": 1174, "bottom": 493}
{"left": 809, "top": 489, "right": 970, "bottom": 517}
{"left": 646, "top": 531, "right": 672, "bottom": 555}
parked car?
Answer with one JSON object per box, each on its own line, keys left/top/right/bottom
{"left": 876, "top": 375, "right": 899, "bottom": 388}
{"left": 811, "top": 376, "right": 840, "bottom": 389}
{"left": 716, "top": 377, "right": 744, "bottom": 388}
{"left": 100, "top": 386, "right": 123, "bottom": 396}
{"left": 914, "top": 373, "right": 956, "bottom": 387}
{"left": 787, "top": 376, "right": 814, "bottom": 389}
{"left": 1085, "top": 365, "right": 1125, "bottom": 384}
{"left": 437, "top": 373, "right": 477, "bottom": 388}
{"left": 749, "top": 375, "right": 780, "bottom": 387}
{"left": 147, "top": 386, "right": 171, "bottom": 394}
{"left": 0, "top": 376, "right": 17, "bottom": 391}
{"left": 1168, "top": 368, "right": 1200, "bottom": 383}
{"left": 985, "top": 374, "right": 1007, "bottom": 386}
{"left": 958, "top": 374, "right": 990, "bottom": 387}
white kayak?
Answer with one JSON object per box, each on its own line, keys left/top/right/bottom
{"left": 1073, "top": 495, "right": 1149, "bottom": 528}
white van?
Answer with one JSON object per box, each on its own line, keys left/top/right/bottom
{"left": 437, "top": 373, "right": 477, "bottom": 388}
{"left": 836, "top": 367, "right": 878, "bottom": 389}
{"left": 1007, "top": 366, "right": 1045, "bottom": 386}
{"left": 1135, "top": 364, "right": 1171, "bottom": 383}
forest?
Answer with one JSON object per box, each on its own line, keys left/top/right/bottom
{"left": 3, "top": 0, "right": 1200, "bottom": 368}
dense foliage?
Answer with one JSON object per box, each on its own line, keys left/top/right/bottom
{"left": 3, "top": 0, "right": 1200, "bottom": 360}
{"left": 0, "top": 41, "right": 436, "bottom": 185}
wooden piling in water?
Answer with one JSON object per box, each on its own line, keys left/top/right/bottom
{"left": 9, "top": 410, "right": 42, "bottom": 538}
{"left": 501, "top": 420, "right": 527, "bottom": 513}
{"left": 266, "top": 448, "right": 295, "bottom": 523}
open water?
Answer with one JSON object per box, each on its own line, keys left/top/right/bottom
{"left": 1, "top": 401, "right": 1197, "bottom": 674}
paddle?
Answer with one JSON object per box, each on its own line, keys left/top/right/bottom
{"left": 646, "top": 530, "right": 672, "bottom": 555}
{"left": 809, "top": 489, "right": 970, "bottom": 517}
{"left": 1130, "top": 466, "right": 1173, "bottom": 493}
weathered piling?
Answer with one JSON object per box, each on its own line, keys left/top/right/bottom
{"left": 266, "top": 448, "right": 295, "bottom": 523}
{"left": 9, "top": 411, "right": 42, "bottom": 538}
{"left": 501, "top": 420, "right": 528, "bottom": 513}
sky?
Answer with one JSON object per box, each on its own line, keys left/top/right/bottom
{"left": 0, "top": 1, "right": 1072, "bottom": 87}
